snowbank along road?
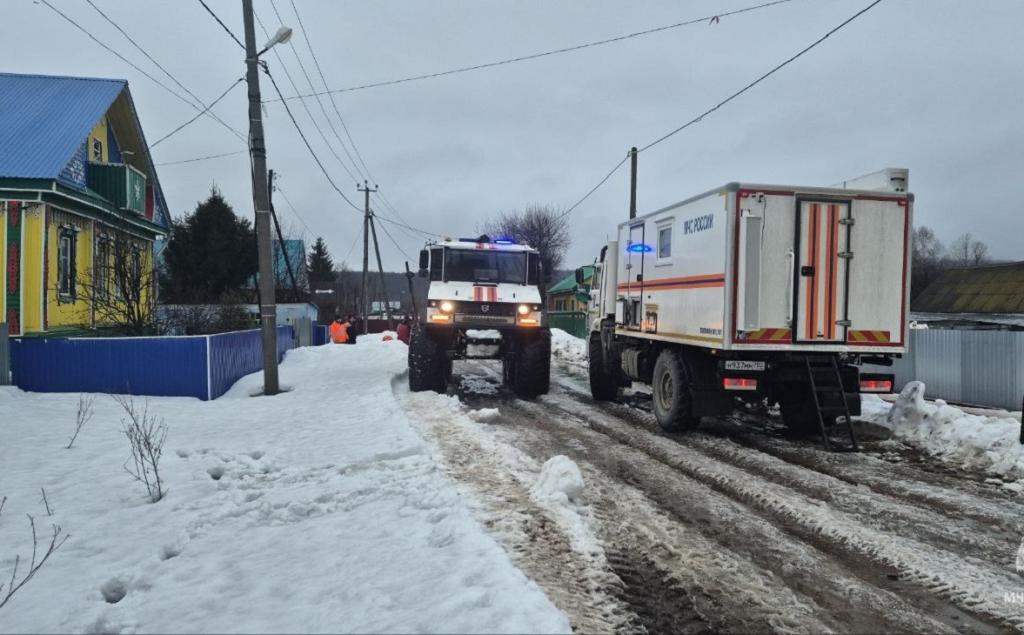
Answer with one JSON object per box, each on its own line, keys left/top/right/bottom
{"left": 398, "top": 331, "right": 1024, "bottom": 634}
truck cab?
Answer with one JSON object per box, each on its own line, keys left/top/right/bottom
{"left": 409, "top": 236, "right": 552, "bottom": 398}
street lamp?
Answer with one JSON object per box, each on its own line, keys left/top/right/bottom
{"left": 242, "top": 0, "right": 290, "bottom": 396}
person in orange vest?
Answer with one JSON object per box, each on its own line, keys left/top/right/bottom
{"left": 329, "top": 316, "right": 350, "bottom": 344}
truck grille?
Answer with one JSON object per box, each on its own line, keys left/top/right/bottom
{"left": 457, "top": 303, "right": 517, "bottom": 316}
{"left": 454, "top": 314, "right": 515, "bottom": 326}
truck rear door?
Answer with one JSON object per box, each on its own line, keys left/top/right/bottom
{"left": 794, "top": 199, "right": 851, "bottom": 343}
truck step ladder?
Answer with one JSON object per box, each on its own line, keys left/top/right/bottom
{"left": 804, "top": 356, "right": 858, "bottom": 452}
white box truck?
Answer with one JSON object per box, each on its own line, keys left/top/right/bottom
{"left": 581, "top": 171, "right": 912, "bottom": 448}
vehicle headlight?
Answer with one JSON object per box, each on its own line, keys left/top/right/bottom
{"left": 517, "top": 304, "right": 530, "bottom": 315}
{"left": 440, "top": 301, "right": 455, "bottom": 313}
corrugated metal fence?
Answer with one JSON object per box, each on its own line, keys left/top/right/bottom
{"left": 0, "top": 323, "right": 10, "bottom": 386}
{"left": 549, "top": 311, "right": 588, "bottom": 338}
{"left": 869, "top": 329, "right": 1024, "bottom": 411}
{"left": 10, "top": 326, "right": 295, "bottom": 401}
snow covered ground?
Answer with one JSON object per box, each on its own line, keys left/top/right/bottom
{"left": 861, "top": 382, "right": 1024, "bottom": 486}
{"left": 0, "top": 335, "right": 569, "bottom": 634}
{"left": 549, "top": 329, "right": 586, "bottom": 367}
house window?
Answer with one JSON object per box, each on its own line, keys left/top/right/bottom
{"left": 92, "top": 137, "right": 103, "bottom": 162}
{"left": 658, "top": 226, "right": 672, "bottom": 259}
{"left": 58, "top": 228, "right": 77, "bottom": 299}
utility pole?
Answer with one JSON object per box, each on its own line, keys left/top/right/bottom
{"left": 242, "top": 0, "right": 279, "bottom": 396}
{"left": 268, "top": 170, "right": 300, "bottom": 302}
{"left": 368, "top": 214, "right": 395, "bottom": 331}
{"left": 404, "top": 261, "right": 419, "bottom": 325}
{"left": 629, "top": 146, "right": 638, "bottom": 220}
{"left": 357, "top": 181, "right": 377, "bottom": 328}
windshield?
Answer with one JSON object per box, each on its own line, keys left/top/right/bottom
{"left": 445, "top": 249, "right": 527, "bottom": 284}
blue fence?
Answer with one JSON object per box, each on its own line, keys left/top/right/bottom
{"left": 313, "top": 323, "right": 329, "bottom": 346}
{"left": 10, "top": 326, "right": 295, "bottom": 401}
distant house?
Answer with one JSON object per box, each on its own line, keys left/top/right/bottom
{"left": 911, "top": 261, "right": 1024, "bottom": 330}
{"left": 546, "top": 266, "right": 594, "bottom": 337}
{"left": 244, "top": 238, "right": 308, "bottom": 298}
{"left": 0, "top": 72, "right": 169, "bottom": 336}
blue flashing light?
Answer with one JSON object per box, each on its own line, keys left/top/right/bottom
{"left": 494, "top": 238, "right": 516, "bottom": 245}
{"left": 627, "top": 243, "right": 653, "bottom": 253}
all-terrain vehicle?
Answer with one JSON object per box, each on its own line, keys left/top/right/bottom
{"left": 408, "top": 235, "right": 551, "bottom": 398}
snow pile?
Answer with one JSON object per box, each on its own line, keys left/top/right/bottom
{"left": 550, "top": 329, "right": 587, "bottom": 367}
{"left": 469, "top": 407, "right": 501, "bottom": 422}
{"left": 861, "top": 381, "right": 1024, "bottom": 480}
{"left": 530, "top": 456, "right": 585, "bottom": 506}
{"left": 0, "top": 334, "right": 568, "bottom": 633}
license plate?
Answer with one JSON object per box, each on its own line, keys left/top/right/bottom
{"left": 725, "top": 360, "right": 766, "bottom": 371}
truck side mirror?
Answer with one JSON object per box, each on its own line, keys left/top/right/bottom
{"left": 418, "top": 249, "right": 429, "bottom": 277}
{"left": 574, "top": 267, "right": 586, "bottom": 285}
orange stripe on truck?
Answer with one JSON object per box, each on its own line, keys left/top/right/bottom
{"left": 848, "top": 330, "right": 891, "bottom": 343}
{"left": 616, "top": 273, "right": 725, "bottom": 292}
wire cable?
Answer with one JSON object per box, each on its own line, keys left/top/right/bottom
{"left": 40, "top": 0, "right": 245, "bottom": 143}
{"left": 196, "top": 0, "right": 245, "bottom": 50}
{"left": 255, "top": 10, "right": 363, "bottom": 185}
{"left": 373, "top": 212, "right": 417, "bottom": 262}
{"left": 273, "top": 184, "right": 316, "bottom": 239}
{"left": 155, "top": 149, "right": 248, "bottom": 166}
{"left": 261, "top": 65, "right": 364, "bottom": 212}
{"left": 85, "top": 0, "right": 245, "bottom": 143}
{"left": 265, "top": 0, "right": 795, "bottom": 102}
{"left": 560, "top": 0, "right": 883, "bottom": 219}
{"left": 151, "top": 77, "right": 244, "bottom": 147}
{"left": 638, "top": 0, "right": 883, "bottom": 153}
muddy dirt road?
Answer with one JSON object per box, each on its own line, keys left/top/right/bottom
{"left": 396, "top": 360, "right": 1024, "bottom": 634}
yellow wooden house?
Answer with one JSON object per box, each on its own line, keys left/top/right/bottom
{"left": 0, "top": 72, "right": 169, "bottom": 336}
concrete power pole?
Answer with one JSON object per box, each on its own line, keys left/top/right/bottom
{"left": 357, "top": 181, "right": 377, "bottom": 328}
{"left": 368, "top": 214, "right": 395, "bottom": 331}
{"left": 242, "top": 0, "right": 279, "bottom": 396}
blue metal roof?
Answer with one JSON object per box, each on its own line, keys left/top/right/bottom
{"left": 0, "top": 72, "right": 125, "bottom": 181}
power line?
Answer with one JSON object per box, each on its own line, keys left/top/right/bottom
{"left": 260, "top": 65, "right": 363, "bottom": 212}
{"left": 151, "top": 77, "right": 244, "bottom": 147}
{"left": 287, "top": 0, "right": 374, "bottom": 179}
{"left": 196, "top": 0, "right": 245, "bottom": 50}
{"left": 561, "top": 0, "right": 883, "bottom": 219}
{"left": 264, "top": 0, "right": 795, "bottom": 103}
{"left": 373, "top": 213, "right": 442, "bottom": 238}
{"left": 85, "top": 0, "right": 245, "bottom": 143}
{"left": 373, "top": 210, "right": 417, "bottom": 262}
{"left": 39, "top": 0, "right": 244, "bottom": 143}
{"left": 155, "top": 149, "right": 248, "bottom": 166}
{"left": 255, "top": 10, "right": 363, "bottom": 185}
{"left": 272, "top": 183, "right": 315, "bottom": 238}
{"left": 639, "top": 0, "right": 883, "bottom": 153}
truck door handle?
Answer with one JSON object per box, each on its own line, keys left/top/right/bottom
{"left": 800, "top": 266, "right": 815, "bottom": 277}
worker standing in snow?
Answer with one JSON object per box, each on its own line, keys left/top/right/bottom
{"left": 396, "top": 318, "right": 411, "bottom": 345}
{"left": 329, "top": 316, "right": 350, "bottom": 344}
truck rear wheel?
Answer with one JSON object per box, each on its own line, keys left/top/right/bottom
{"left": 408, "top": 325, "right": 448, "bottom": 393}
{"left": 651, "top": 349, "right": 700, "bottom": 432}
{"left": 588, "top": 334, "right": 618, "bottom": 401}
{"left": 511, "top": 331, "right": 551, "bottom": 399}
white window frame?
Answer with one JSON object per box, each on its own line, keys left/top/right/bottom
{"left": 656, "top": 218, "right": 674, "bottom": 265}
{"left": 92, "top": 137, "right": 103, "bottom": 162}
{"left": 58, "top": 226, "right": 77, "bottom": 301}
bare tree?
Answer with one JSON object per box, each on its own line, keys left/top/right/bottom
{"left": 0, "top": 514, "right": 70, "bottom": 610}
{"left": 911, "top": 225, "right": 946, "bottom": 299}
{"left": 948, "top": 232, "right": 990, "bottom": 267}
{"left": 114, "top": 395, "right": 167, "bottom": 503}
{"left": 76, "top": 231, "right": 158, "bottom": 335}
{"left": 66, "top": 394, "right": 96, "bottom": 449}
{"left": 483, "top": 204, "right": 572, "bottom": 277}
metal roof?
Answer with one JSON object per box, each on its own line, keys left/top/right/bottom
{"left": 913, "top": 261, "right": 1024, "bottom": 314}
{"left": 548, "top": 265, "right": 593, "bottom": 295}
{"left": 0, "top": 72, "right": 126, "bottom": 180}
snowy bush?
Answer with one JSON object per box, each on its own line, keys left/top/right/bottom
{"left": 66, "top": 394, "right": 95, "bottom": 449}
{"left": 0, "top": 512, "right": 69, "bottom": 610}
{"left": 114, "top": 395, "right": 168, "bottom": 503}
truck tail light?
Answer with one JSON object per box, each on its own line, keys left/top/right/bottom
{"left": 723, "top": 378, "right": 757, "bottom": 391}
{"left": 859, "top": 378, "right": 893, "bottom": 393}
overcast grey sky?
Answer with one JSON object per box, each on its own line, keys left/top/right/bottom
{"left": 6, "top": 0, "right": 1022, "bottom": 270}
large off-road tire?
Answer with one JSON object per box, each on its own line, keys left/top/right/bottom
{"left": 588, "top": 334, "right": 618, "bottom": 401}
{"left": 511, "top": 331, "right": 551, "bottom": 399}
{"left": 408, "top": 326, "right": 448, "bottom": 393}
{"left": 651, "top": 349, "right": 700, "bottom": 432}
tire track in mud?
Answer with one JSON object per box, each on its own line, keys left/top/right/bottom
{"left": 461, "top": 363, "right": 965, "bottom": 633}
{"left": 535, "top": 386, "right": 1021, "bottom": 632}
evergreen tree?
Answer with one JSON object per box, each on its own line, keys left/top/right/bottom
{"left": 307, "top": 237, "right": 336, "bottom": 285}
{"left": 160, "top": 188, "right": 258, "bottom": 302}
